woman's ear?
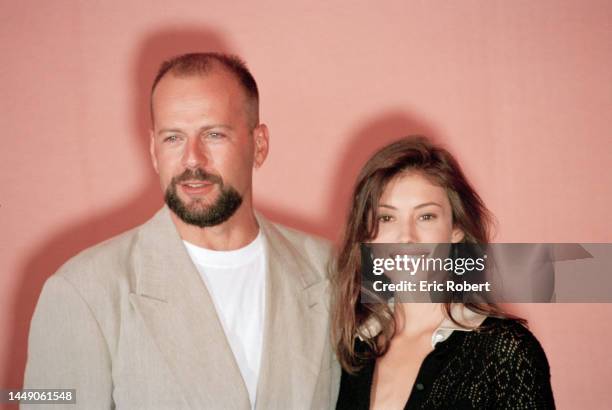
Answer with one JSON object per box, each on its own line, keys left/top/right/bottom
{"left": 451, "top": 226, "right": 465, "bottom": 243}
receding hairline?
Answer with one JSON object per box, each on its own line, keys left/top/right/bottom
{"left": 149, "top": 53, "right": 260, "bottom": 128}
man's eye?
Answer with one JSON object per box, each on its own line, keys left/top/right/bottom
{"left": 207, "top": 132, "right": 225, "bottom": 139}
{"left": 163, "top": 135, "right": 179, "bottom": 143}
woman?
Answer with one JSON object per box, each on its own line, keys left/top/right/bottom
{"left": 332, "top": 136, "right": 555, "bottom": 409}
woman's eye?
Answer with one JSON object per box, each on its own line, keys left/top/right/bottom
{"left": 419, "top": 213, "right": 437, "bottom": 221}
{"left": 378, "top": 215, "right": 394, "bottom": 223}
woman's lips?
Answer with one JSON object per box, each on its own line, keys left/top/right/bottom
{"left": 388, "top": 245, "right": 434, "bottom": 259}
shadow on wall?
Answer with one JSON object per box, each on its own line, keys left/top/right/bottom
{"left": 257, "top": 110, "right": 443, "bottom": 243}
{"left": 3, "top": 27, "right": 235, "bottom": 391}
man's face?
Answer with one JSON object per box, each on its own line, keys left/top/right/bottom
{"left": 150, "top": 69, "right": 267, "bottom": 227}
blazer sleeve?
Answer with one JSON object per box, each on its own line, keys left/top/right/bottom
{"left": 23, "top": 275, "right": 113, "bottom": 410}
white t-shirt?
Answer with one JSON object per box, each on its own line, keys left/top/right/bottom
{"left": 183, "top": 232, "right": 266, "bottom": 409}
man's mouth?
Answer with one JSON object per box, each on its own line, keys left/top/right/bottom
{"left": 179, "top": 180, "right": 215, "bottom": 195}
{"left": 183, "top": 182, "right": 209, "bottom": 188}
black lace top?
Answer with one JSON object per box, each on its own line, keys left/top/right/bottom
{"left": 336, "top": 317, "right": 555, "bottom": 409}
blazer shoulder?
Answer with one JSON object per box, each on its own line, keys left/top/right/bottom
{"left": 51, "top": 222, "right": 146, "bottom": 299}
{"left": 261, "top": 217, "right": 333, "bottom": 279}
{"left": 271, "top": 222, "right": 332, "bottom": 256}
{"left": 267, "top": 222, "right": 332, "bottom": 259}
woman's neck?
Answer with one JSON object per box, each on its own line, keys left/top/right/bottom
{"left": 394, "top": 303, "right": 445, "bottom": 337}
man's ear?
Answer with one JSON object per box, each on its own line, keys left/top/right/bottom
{"left": 149, "top": 130, "right": 159, "bottom": 174}
{"left": 451, "top": 226, "right": 465, "bottom": 243}
{"left": 253, "top": 124, "right": 270, "bottom": 169}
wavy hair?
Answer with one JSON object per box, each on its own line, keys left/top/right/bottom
{"left": 331, "top": 136, "right": 521, "bottom": 373}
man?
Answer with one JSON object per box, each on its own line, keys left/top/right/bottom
{"left": 24, "top": 53, "right": 340, "bottom": 409}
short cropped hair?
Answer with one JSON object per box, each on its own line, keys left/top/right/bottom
{"left": 150, "top": 52, "right": 259, "bottom": 129}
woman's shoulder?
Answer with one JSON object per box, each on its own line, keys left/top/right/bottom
{"left": 467, "top": 316, "right": 551, "bottom": 374}
{"left": 477, "top": 316, "right": 545, "bottom": 347}
{"left": 477, "top": 316, "right": 539, "bottom": 339}
{"left": 455, "top": 316, "right": 555, "bottom": 408}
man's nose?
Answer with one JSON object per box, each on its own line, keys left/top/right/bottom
{"left": 182, "top": 137, "right": 207, "bottom": 168}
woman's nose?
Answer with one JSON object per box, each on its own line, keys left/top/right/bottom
{"left": 398, "top": 222, "right": 417, "bottom": 243}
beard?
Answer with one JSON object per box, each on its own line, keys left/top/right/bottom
{"left": 164, "top": 168, "right": 243, "bottom": 228}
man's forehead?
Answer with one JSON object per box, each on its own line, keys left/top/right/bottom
{"left": 155, "top": 66, "right": 241, "bottom": 95}
{"left": 153, "top": 71, "right": 246, "bottom": 111}
{"left": 150, "top": 77, "right": 254, "bottom": 133}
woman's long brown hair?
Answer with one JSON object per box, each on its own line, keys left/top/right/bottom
{"left": 332, "top": 136, "right": 522, "bottom": 373}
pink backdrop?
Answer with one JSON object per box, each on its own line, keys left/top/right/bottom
{"left": 1, "top": 1, "right": 611, "bottom": 408}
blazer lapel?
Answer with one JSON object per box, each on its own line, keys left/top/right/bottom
{"left": 255, "top": 216, "right": 331, "bottom": 409}
{"left": 128, "top": 207, "right": 250, "bottom": 409}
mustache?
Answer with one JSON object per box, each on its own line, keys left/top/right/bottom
{"left": 172, "top": 168, "right": 223, "bottom": 185}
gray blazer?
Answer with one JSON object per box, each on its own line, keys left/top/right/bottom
{"left": 24, "top": 207, "right": 341, "bottom": 409}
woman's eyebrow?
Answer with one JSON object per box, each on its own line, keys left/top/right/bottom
{"left": 378, "top": 204, "right": 397, "bottom": 210}
{"left": 378, "top": 202, "right": 443, "bottom": 210}
{"left": 414, "top": 202, "right": 442, "bottom": 209}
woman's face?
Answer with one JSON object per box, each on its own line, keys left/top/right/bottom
{"left": 371, "top": 171, "right": 464, "bottom": 244}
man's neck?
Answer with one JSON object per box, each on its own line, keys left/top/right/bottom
{"left": 170, "top": 204, "right": 260, "bottom": 251}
